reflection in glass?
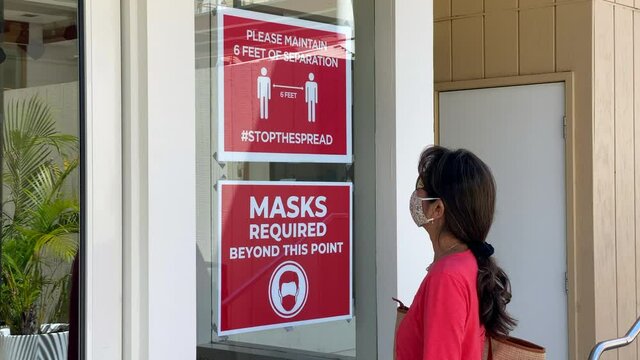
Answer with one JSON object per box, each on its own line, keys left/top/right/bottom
{"left": 0, "top": 1, "right": 80, "bottom": 359}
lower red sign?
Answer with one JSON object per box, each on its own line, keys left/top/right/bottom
{"left": 217, "top": 181, "right": 353, "bottom": 335}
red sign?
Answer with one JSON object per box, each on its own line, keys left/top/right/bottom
{"left": 217, "top": 181, "right": 353, "bottom": 335}
{"left": 217, "top": 8, "right": 353, "bottom": 163}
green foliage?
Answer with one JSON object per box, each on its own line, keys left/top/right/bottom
{"left": 0, "top": 97, "right": 79, "bottom": 335}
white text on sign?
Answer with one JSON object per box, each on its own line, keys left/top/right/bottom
{"left": 227, "top": 194, "right": 346, "bottom": 261}
{"left": 250, "top": 196, "right": 327, "bottom": 219}
{"left": 229, "top": 242, "right": 345, "bottom": 260}
{"left": 281, "top": 91, "right": 297, "bottom": 99}
{"left": 232, "top": 44, "right": 340, "bottom": 68}
{"left": 245, "top": 29, "right": 329, "bottom": 51}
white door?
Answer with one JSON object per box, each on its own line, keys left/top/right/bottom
{"left": 439, "top": 83, "right": 568, "bottom": 359}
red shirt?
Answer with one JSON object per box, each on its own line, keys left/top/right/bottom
{"left": 395, "top": 250, "right": 484, "bottom": 360}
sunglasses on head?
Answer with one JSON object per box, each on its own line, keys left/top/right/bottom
{"left": 415, "top": 176, "right": 439, "bottom": 201}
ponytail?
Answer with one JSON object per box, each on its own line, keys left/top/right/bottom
{"left": 475, "top": 255, "right": 517, "bottom": 338}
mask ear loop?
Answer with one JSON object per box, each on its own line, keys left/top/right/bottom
{"left": 421, "top": 198, "right": 439, "bottom": 225}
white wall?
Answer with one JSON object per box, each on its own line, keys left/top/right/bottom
{"left": 146, "top": 1, "right": 197, "bottom": 359}
{"left": 395, "top": 0, "right": 434, "bottom": 306}
{"left": 122, "top": 1, "right": 196, "bottom": 360}
{"left": 371, "top": 0, "right": 434, "bottom": 358}
{"left": 84, "top": 0, "right": 123, "bottom": 357}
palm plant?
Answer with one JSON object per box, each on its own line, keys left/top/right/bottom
{"left": 0, "top": 96, "right": 79, "bottom": 335}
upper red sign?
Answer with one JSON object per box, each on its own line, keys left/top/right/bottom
{"left": 217, "top": 8, "right": 353, "bottom": 163}
{"left": 217, "top": 181, "right": 353, "bottom": 336}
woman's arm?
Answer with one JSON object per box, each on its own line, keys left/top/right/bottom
{"left": 422, "top": 272, "right": 468, "bottom": 360}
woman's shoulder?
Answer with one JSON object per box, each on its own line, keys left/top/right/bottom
{"left": 428, "top": 250, "right": 478, "bottom": 282}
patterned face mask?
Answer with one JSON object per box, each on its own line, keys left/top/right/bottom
{"left": 411, "top": 177, "right": 439, "bottom": 227}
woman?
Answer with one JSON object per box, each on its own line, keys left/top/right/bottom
{"left": 395, "top": 146, "right": 516, "bottom": 360}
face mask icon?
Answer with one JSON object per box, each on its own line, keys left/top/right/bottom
{"left": 270, "top": 261, "right": 308, "bottom": 319}
{"left": 279, "top": 278, "right": 299, "bottom": 312}
{"left": 280, "top": 281, "right": 298, "bottom": 298}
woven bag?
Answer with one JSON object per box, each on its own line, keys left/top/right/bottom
{"left": 394, "top": 298, "right": 545, "bottom": 360}
{"left": 483, "top": 336, "right": 546, "bottom": 360}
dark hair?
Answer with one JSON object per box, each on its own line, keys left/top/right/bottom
{"left": 418, "top": 145, "right": 517, "bottom": 338}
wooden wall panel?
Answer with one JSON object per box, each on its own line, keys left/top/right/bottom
{"left": 593, "top": 3, "right": 618, "bottom": 359}
{"left": 451, "top": 0, "right": 482, "bottom": 16}
{"left": 431, "top": 1, "right": 633, "bottom": 359}
{"left": 520, "top": 0, "right": 554, "bottom": 7}
{"left": 485, "top": 0, "right": 517, "bottom": 11}
{"left": 430, "top": 1, "right": 640, "bottom": 359}
{"left": 485, "top": 11, "right": 519, "bottom": 77}
{"left": 635, "top": 10, "right": 640, "bottom": 359}
{"left": 519, "top": 7, "right": 555, "bottom": 75}
{"left": 617, "top": 0, "right": 635, "bottom": 8}
{"left": 556, "top": 4, "right": 590, "bottom": 75}
{"left": 451, "top": 17, "right": 484, "bottom": 80}
{"left": 434, "top": 21, "right": 452, "bottom": 83}
{"left": 434, "top": 0, "right": 451, "bottom": 20}
{"left": 556, "top": 3, "right": 595, "bottom": 358}
{"left": 613, "top": 6, "right": 637, "bottom": 360}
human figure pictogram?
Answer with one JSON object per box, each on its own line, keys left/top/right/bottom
{"left": 305, "top": 73, "right": 318, "bottom": 122}
{"left": 257, "top": 67, "right": 271, "bottom": 119}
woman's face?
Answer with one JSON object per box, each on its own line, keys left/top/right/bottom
{"left": 410, "top": 177, "right": 435, "bottom": 228}
{"left": 413, "top": 176, "right": 445, "bottom": 232}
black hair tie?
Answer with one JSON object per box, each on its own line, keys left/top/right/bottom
{"left": 469, "top": 242, "right": 494, "bottom": 258}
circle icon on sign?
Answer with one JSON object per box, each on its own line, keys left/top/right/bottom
{"left": 269, "top": 261, "right": 308, "bottom": 319}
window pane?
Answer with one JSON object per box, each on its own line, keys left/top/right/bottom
{"left": 196, "top": 1, "right": 356, "bottom": 357}
{"left": 0, "top": 1, "right": 81, "bottom": 359}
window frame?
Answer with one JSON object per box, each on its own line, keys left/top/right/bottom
{"left": 83, "top": 0, "right": 123, "bottom": 358}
